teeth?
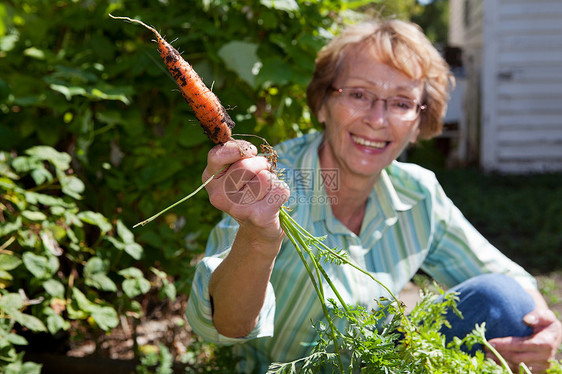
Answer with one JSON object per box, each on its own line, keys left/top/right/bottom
{"left": 351, "top": 135, "right": 386, "bottom": 149}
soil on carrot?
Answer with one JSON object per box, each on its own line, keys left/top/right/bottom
{"left": 54, "top": 271, "right": 562, "bottom": 366}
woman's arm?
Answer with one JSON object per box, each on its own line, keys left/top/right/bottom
{"left": 202, "top": 140, "right": 290, "bottom": 338}
{"left": 209, "top": 223, "right": 283, "bottom": 337}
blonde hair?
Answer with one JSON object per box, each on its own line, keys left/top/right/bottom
{"left": 307, "top": 19, "right": 453, "bottom": 140}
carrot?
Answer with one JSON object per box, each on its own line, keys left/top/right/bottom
{"left": 109, "top": 14, "right": 235, "bottom": 144}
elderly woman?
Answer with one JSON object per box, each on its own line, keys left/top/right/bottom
{"left": 186, "top": 19, "right": 561, "bottom": 372}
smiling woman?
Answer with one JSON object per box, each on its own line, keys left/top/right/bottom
{"left": 186, "top": 18, "right": 562, "bottom": 373}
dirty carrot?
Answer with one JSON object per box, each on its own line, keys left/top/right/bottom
{"left": 109, "top": 14, "right": 235, "bottom": 144}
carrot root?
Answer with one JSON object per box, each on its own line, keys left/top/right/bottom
{"left": 109, "top": 14, "right": 235, "bottom": 144}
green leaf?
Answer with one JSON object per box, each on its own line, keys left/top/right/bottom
{"left": 57, "top": 172, "right": 85, "bottom": 200}
{"left": 46, "top": 314, "right": 69, "bottom": 334}
{"left": 71, "top": 288, "right": 119, "bottom": 330}
{"left": 107, "top": 222, "right": 143, "bottom": 259}
{"left": 5, "top": 355, "right": 44, "bottom": 374}
{"left": 23, "top": 47, "right": 45, "bottom": 60}
{"left": 0, "top": 294, "right": 47, "bottom": 332}
{"left": 119, "top": 267, "right": 151, "bottom": 297}
{"left": 0, "top": 177, "right": 18, "bottom": 190}
{"left": 0, "top": 293, "right": 24, "bottom": 311}
{"left": 24, "top": 191, "right": 73, "bottom": 208}
{"left": 0, "top": 217, "right": 21, "bottom": 236}
{"left": 118, "top": 267, "right": 144, "bottom": 279}
{"left": 105, "top": 236, "right": 124, "bottom": 251}
{"left": 260, "top": 0, "right": 299, "bottom": 12}
{"left": 90, "top": 305, "right": 119, "bottom": 331}
{"left": 77, "top": 211, "right": 112, "bottom": 234}
{"left": 30, "top": 167, "right": 53, "bottom": 185}
{"left": 25, "top": 146, "right": 71, "bottom": 170}
{"left": 0, "top": 254, "right": 22, "bottom": 271}
{"left": 11, "top": 156, "right": 42, "bottom": 174}
{"left": 20, "top": 361, "right": 43, "bottom": 374}
{"left": 17, "top": 229, "right": 38, "bottom": 248}
{"left": 116, "top": 220, "right": 135, "bottom": 244}
{"left": 256, "top": 57, "right": 293, "bottom": 86}
{"left": 44, "top": 308, "right": 70, "bottom": 334}
{"left": 0, "top": 269, "right": 12, "bottom": 280}
{"left": 49, "top": 83, "right": 87, "bottom": 101}
{"left": 71, "top": 288, "right": 96, "bottom": 313}
{"left": 122, "top": 278, "right": 151, "bottom": 299}
{"left": 0, "top": 34, "right": 18, "bottom": 52}
{"left": 218, "top": 41, "right": 260, "bottom": 87}
{"left": 160, "top": 281, "right": 177, "bottom": 301}
{"left": 12, "top": 312, "right": 47, "bottom": 332}
{"left": 151, "top": 267, "right": 176, "bottom": 301}
{"left": 84, "top": 257, "right": 117, "bottom": 292}
{"left": 6, "top": 333, "right": 28, "bottom": 346}
{"left": 87, "top": 273, "right": 118, "bottom": 292}
{"left": 89, "top": 87, "right": 130, "bottom": 105}
{"left": 66, "top": 302, "right": 88, "bottom": 320}
{"left": 84, "top": 257, "right": 108, "bottom": 275}
{"left": 22, "top": 252, "right": 52, "bottom": 279}
{"left": 21, "top": 210, "right": 47, "bottom": 221}
{"left": 42, "top": 279, "right": 65, "bottom": 298}
{"left": 124, "top": 242, "right": 143, "bottom": 260}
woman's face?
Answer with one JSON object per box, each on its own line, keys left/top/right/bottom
{"left": 317, "top": 49, "right": 425, "bottom": 183}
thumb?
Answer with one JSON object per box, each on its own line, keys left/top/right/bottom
{"left": 523, "top": 308, "right": 556, "bottom": 328}
{"left": 523, "top": 310, "right": 539, "bottom": 326}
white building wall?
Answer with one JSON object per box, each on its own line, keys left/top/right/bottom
{"left": 480, "top": 0, "right": 562, "bottom": 172}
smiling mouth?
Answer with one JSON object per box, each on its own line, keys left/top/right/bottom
{"left": 351, "top": 135, "right": 388, "bottom": 149}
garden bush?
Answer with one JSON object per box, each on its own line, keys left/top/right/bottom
{"left": 0, "top": 0, "right": 371, "bottom": 370}
{"left": 2, "top": 0, "right": 559, "bottom": 372}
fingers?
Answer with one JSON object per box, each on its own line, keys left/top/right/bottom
{"left": 205, "top": 152, "right": 289, "bottom": 223}
{"left": 524, "top": 309, "right": 560, "bottom": 330}
{"left": 203, "top": 140, "right": 257, "bottom": 181}
{"left": 488, "top": 330, "right": 559, "bottom": 373}
{"left": 246, "top": 170, "right": 290, "bottom": 218}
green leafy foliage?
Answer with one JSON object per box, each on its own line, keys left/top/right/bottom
{"left": 276, "top": 209, "right": 562, "bottom": 374}
{"left": 0, "top": 146, "right": 154, "bottom": 369}
{"left": 5, "top": 0, "right": 529, "bottom": 372}
{"left": 0, "top": 0, "right": 376, "bottom": 303}
{"left": 0, "top": 0, "right": 382, "bottom": 370}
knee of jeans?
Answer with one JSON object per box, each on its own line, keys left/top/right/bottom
{"left": 457, "top": 274, "right": 535, "bottom": 337}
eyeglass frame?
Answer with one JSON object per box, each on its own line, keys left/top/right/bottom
{"left": 330, "top": 86, "right": 427, "bottom": 121}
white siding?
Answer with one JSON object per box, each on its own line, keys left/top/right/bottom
{"left": 481, "top": 0, "right": 562, "bottom": 173}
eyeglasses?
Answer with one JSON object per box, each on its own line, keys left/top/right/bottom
{"left": 331, "top": 87, "right": 427, "bottom": 121}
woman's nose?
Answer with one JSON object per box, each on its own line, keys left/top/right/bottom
{"left": 362, "top": 99, "right": 386, "bottom": 128}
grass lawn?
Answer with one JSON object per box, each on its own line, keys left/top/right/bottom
{"left": 433, "top": 168, "right": 562, "bottom": 274}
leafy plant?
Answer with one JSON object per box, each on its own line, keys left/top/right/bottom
{"left": 271, "top": 209, "right": 562, "bottom": 373}
{"left": 0, "top": 146, "right": 156, "bottom": 370}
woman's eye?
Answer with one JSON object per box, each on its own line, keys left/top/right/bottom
{"left": 391, "top": 99, "right": 414, "bottom": 110}
{"left": 349, "top": 90, "right": 367, "bottom": 100}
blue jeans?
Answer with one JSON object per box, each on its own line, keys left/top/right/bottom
{"left": 440, "top": 273, "right": 535, "bottom": 352}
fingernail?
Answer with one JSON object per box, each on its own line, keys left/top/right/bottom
{"left": 524, "top": 314, "right": 538, "bottom": 324}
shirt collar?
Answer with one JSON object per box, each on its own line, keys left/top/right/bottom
{"left": 305, "top": 135, "right": 424, "bottom": 226}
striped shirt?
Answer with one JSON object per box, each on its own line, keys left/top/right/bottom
{"left": 186, "top": 131, "right": 536, "bottom": 373}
